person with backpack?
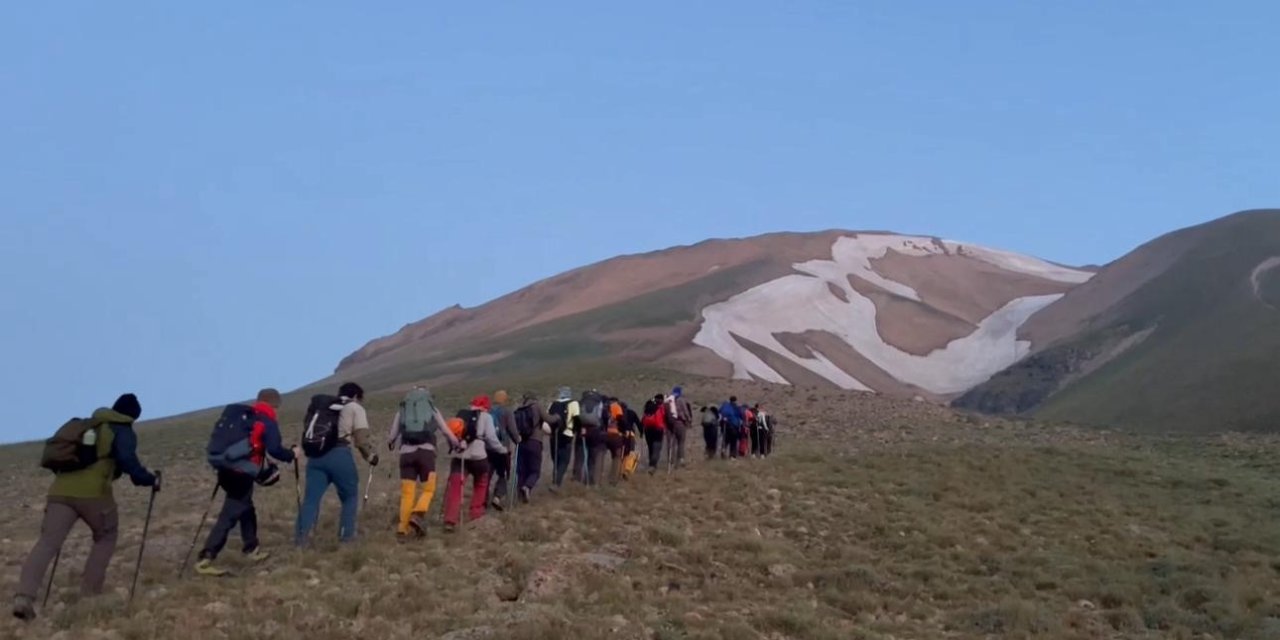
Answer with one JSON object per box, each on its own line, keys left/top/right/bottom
{"left": 618, "top": 401, "right": 642, "bottom": 480}
{"left": 641, "top": 394, "right": 667, "bottom": 474}
{"left": 514, "top": 393, "right": 549, "bottom": 503}
{"left": 700, "top": 405, "right": 721, "bottom": 460}
{"left": 442, "top": 396, "right": 507, "bottom": 530}
{"left": 577, "top": 390, "right": 608, "bottom": 485}
{"left": 603, "top": 397, "right": 629, "bottom": 484}
{"left": 387, "top": 387, "right": 447, "bottom": 538}
{"left": 487, "top": 391, "right": 523, "bottom": 511}
{"left": 195, "top": 388, "right": 298, "bottom": 576}
{"left": 757, "top": 404, "right": 775, "bottom": 457}
{"left": 719, "top": 396, "right": 744, "bottom": 460}
{"left": 295, "top": 382, "right": 379, "bottom": 546}
{"left": 547, "top": 387, "right": 579, "bottom": 490}
{"left": 665, "top": 386, "right": 693, "bottom": 468}
{"left": 14, "top": 394, "right": 159, "bottom": 622}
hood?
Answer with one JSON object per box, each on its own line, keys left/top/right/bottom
{"left": 91, "top": 408, "right": 136, "bottom": 425}
{"left": 252, "top": 401, "right": 278, "bottom": 421}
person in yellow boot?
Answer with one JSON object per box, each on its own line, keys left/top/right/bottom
{"left": 386, "top": 388, "right": 448, "bottom": 538}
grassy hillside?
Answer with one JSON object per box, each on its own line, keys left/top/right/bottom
{"left": 2, "top": 375, "right": 1279, "bottom": 639}
{"left": 956, "top": 209, "right": 1280, "bottom": 433}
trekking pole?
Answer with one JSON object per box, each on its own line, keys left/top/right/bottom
{"left": 129, "top": 471, "right": 160, "bottom": 607}
{"left": 293, "top": 460, "right": 302, "bottom": 512}
{"left": 509, "top": 447, "right": 520, "bottom": 511}
{"left": 666, "top": 434, "right": 674, "bottom": 476}
{"left": 363, "top": 463, "right": 375, "bottom": 505}
{"left": 179, "top": 482, "right": 220, "bottom": 578}
{"left": 42, "top": 550, "right": 60, "bottom": 608}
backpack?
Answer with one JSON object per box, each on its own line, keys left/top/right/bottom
{"left": 302, "top": 394, "right": 343, "bottom": 458}
{"left": 622, "top": 451, "right": 639, "bottom": 478}
{"left": 514, "top": 405, "right": 538, "bottom": 440}
{"left": 548, "top": 400, "right": 571, "bottom": 436}
{"left": 457, "top": 409, "right": 481, "bottom": 443}
{"left": 399, "top": 389, "right": 440, "bottom": 446}
{"left": 490, "top": 408, "right": 512, "bottom": 446}
{"left": 206, "top": 404, "right": 259, "bottom": 475}
{"left": 701, "top": 408, "right": 718, "bottom": 428}
{"left": 642, "top": 401, "right": 666, "bottom": 431}
{"left": 40, "top": 418, "right": 103, "bottom": 473}
{"left": 665, "top": 396, "right": 681, "bottom": 423}
{"left": 579, "top": 392, "right": 604, "bottom": 430}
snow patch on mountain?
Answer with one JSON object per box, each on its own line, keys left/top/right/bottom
{"left": 692, "top": 234, "right": 1093, "bottom": 394}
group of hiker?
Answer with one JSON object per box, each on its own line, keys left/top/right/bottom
{"left": 12, "top": 384, "right": 778, "bottom": 622}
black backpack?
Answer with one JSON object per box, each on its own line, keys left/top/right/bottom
{"left": 514, "top": 405, "right": 538, "bottom": 439}
{"left": 701, "top": 407, "right": 719, "bottom": 428}
{"left": 457, "top": 409, "right": 481, "bottom": 443}
{"left": 206, "top": 404, "right": 258, "bottom": 474}
{"left": 302, "top": 394, "right": 343, "bottom": 458}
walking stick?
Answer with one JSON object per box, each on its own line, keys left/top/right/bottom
{"left": 42, "top": 550, "right": 60, "bottom": 607}
{"left": 179, "top": 482, "right": 220, "bottom": 578}
{"left": 293, "top": 460, "right": 301, "bottom": 512}
{"left": 509, "top": 445, "right": 520, "bottom": 511}
{"left": 363, "top": 463, "right": 375, "bottom": 505}
{"left": 666, "top": 432, "right": 674, "bottom": 476}
{"left": 129, "top": 471, "right": 160, "bottom": 607}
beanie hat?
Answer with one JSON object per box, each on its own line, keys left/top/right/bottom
{"left": 557, "top": 387, "right": 572, "bottom": 401}
{"left": 672, "top": 386, "right": 683, "bottom": 398}
{"left": 494, "top": 390, "right": 510, "bottom": 405}
{"left": 472, "top": 395, "right": 492, "bottom": 411}
{"left": 257, "top": 388, "right": 282, "bottom": 407}
{"left": 112, "top": 394, "right": 142, "bottom": 421}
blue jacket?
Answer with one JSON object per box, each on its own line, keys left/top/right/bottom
{"left": 110, "top": 423, "right": 157, "bottom": 487}
{"left": 719, "top": 402, "right": 743, "bottom": 428}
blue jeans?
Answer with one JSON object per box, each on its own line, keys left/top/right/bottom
{"left": 295, "top": 447, "right": 359, "bottom": 545}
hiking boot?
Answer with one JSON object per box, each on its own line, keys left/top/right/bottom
{"left": 519, "top": 487, "right": 531, "bottom": 504}
{"left": 194, "top": 559, "right": 230, "bottom": 577}
{"left": 12, "top": 595, "right": 35, "bottom": 622}
{"left": 443, "top": 523, "right": 458, "bottom": 534}
{"left": 409, "top": 514, "right": 427, "bottom": 537}
{"left": 245, "top": 548, "right": 271, "bottom": 564}
{"left": 491, "top": 496, "right": 505, "bottom": 512}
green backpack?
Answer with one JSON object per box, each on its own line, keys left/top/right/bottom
{"left": 399, "top": 389, "right": 440, "bottom": 446}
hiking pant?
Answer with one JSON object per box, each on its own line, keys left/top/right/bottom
{"left": 645, "top": 427, "right": 665, "bottom": 470}
{"left": 606, "top": 432, "right": 626, "bottom": 483}
{"left": 16, "top": 497, "right": 118, "bottom": 600}
{"left": 585, "top": 429, "right": 608, "bottom": 486}
{"left": 570, "top": 434, "right": 588, "bottom": 483}
{"left": 552, "top": 431, "right": 574, "bottom": 487}
{"left": 763, "top": 429, "right": 774, "bottom": 456}
{"left": 517, "top": 439, "right": 543, "bottom": 491}
{"left": 296, "top": 446, "right": 360, "bottom": 545}
{"left": 703, "top": 423, "right": 719, "bottom": 459}
{"left": 488, "top": 450, "right": 512, "bottom": 503}
{"left": 444, "top": 458, "right": 491, "bottom": 526}
{"left": 724, "top": 426, "right": 740, "bottom": 459}
{"left": 670, "top": 420, "right": 688, "bottom": 465}
{"left": 398, "top": 448, "right": 437, "bottom": 535}
{"left": 200, "top": 470, "right": 258, "bottom": 560}
{"left": 750, "top": 424, "right": 762, "bottom": 456}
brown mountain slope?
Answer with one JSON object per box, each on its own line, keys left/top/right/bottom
{"left": 334, "top": 231, "right": 1092, "bottom": 398}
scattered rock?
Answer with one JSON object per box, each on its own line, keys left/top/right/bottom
{"left": 582, "top": 552, "right": 626, "bottom": 570}
{"left": 1077, "top": 600, "right": 1097, "bottom": 611}
{"left": 608, "top": 615, "right": 629, "bottom": 632}
{"left": 203, "top": 601, "right": 231, "bottom": 615}
{"left": 768, "top": 564, "right": 797, "bottom": 579}
{"left": 441, "top": 626, "right": 494, "bottom": 640}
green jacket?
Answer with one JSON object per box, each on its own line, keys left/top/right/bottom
{"left": 48, "top": 409, "right": 144, "bottom": 500}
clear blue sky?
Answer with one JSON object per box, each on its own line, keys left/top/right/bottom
{"left": 2, "top": 2, "right": 1277, "bottom": 442}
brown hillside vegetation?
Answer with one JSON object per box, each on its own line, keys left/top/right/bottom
{"left": 2, "top": 377, "right": 1278, "bottom": 639}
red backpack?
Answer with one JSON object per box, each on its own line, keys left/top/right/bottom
{"left": 641, "top": 400, "right": 666, "bottom": 431}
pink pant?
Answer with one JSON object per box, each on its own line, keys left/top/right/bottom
{"left": 443, "top": 458, "right": 491, "bottom": 526}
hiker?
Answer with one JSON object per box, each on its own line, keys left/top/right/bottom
{"left": 700, "top": 405, "right": 721, "bottom": 460}
{"left": 295, "top": 382, "right": 379, "bottom": 546}
{"left": 620, "top": 401, "right": 642, "bottom": 479}
{"left": 442, "top": 396, "right": 506, "bottom": 530}
{"left": 514, "top": 393, "right": 550, "bottom": 503}
{"left": 487, "top": 391, "right": 522, "bottom": 511}
{"left": 578, "top": 390, "right": 608, "bottom": 485}
{"left": 196, "top": 389, "right": 298, "bottom": 576}
{"left": 548, "top": 387, "right": 579, "bottom": 489}
{"left": 665, "top": 387, "right": 693, "bottom": 468}
{"left": 387, "top": 387, "right": 448, "bottom": 538}
{"left": 757, "top": 404, "right": 775, "bottom": 457}
{"left": 642, "top": 394, "right": 667, "bottom": 473}
{"left": 604, "top": 397, "right": 629, "bottom": 483}
{"left": 720, "top": 396, "right": 743, "bottom": 459}
{"left": 14, "top": 394, "right": 160, "bottom": 621}
{"left": 739, "top": 402, "right": 753, "bottom": 458}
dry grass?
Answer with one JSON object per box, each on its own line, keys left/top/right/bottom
{"left": 0, "top": 379, "right": 1278, "bottom": 639}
